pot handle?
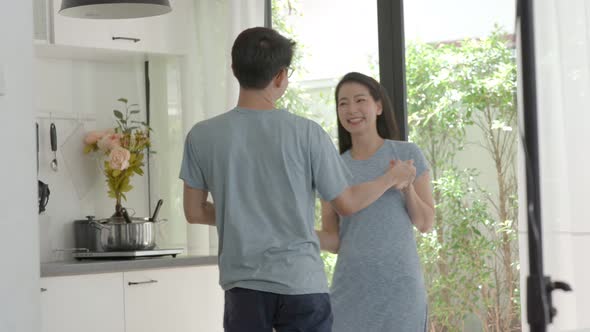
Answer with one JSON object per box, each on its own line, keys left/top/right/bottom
{"left": 90, "top": 220, "right": 111, "bottom": 230}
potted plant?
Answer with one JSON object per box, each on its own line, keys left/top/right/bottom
{"left": 83, "top": 98, "right": 152, "bottom": 218}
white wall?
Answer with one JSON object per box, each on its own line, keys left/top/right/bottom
{"left": 518, "top": 0, "right": 590, "bottom": 330}
{"left": 34, "top": 57, "right": 149, "bottom": 262}
{"left": 0, "top": 1, "right": 41, "bottom": 332}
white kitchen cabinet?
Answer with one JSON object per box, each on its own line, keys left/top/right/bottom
{"left": 124, "top": 265, "right": 224, "bottom": 332}
{"left": 40, "top": 265, "right": 223, "bottom": 332}
{"left": 134, "top": 0, "right": 192, "bottom": 56}
{"left": 40, "top": 273, "right": 125, "bottom": 332}
{"left": 35, "top": 0, "right": 190, "bottom": 55}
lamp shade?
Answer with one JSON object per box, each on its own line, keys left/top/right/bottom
{"left": 59, "top": 0, "right": 172, "bottom": 19}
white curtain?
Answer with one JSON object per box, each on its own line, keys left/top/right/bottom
{"left": 518, "top": 0, "right": 590, "bottom": 330}
{"left": 147, "top": 56, "right": 186, "bottom": 251}
{"left": 150, "top": 0, "right": 266, "bottom": 255}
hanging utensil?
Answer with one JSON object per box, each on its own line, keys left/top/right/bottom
{"left": 50, "top": 122, "right": 58, "bottom": 171}
{"left": 37, "top": 122, "right": 51, "bottom": 214}
{"left": 36, "top": 122, "right": 39, "bottom": 174}
{"left": 150, "top": 199, "right": 163, "bottom": 222}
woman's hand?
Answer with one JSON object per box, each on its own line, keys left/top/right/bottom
{"left": 389, "top": 159, "right": 416, "bottom": 191}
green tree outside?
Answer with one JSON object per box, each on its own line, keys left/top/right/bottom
{"left": 273, "top": 1, "right": 519, "bottom": 330}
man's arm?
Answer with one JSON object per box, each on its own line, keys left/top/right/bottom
{"left": 329, "top": 160, "right": 415, "bottom": 216}
{"left": 183, "top": 183, "right": 216, "bottom": 226}
{"left": 330, "top": 173, "right": 393, "bottom": 217}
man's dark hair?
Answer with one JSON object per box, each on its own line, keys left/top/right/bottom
{"left": 231, "top": 27, "right": 296, "bottom": 89}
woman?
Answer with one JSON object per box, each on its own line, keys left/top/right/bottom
{"left": 317, "top": 72, "right": 435, "bottom": 331}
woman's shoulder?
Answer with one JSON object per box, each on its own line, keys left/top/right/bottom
{"left": 384, "top": 139, "right": 425, "bottom": 157}
{"left": 385, "top": 139, "right": 421, "bottom": 150}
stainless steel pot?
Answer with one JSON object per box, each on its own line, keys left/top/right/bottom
{"left": 74, "top": 216, "right": 165, "bottom": 252}
{"left": 96, "top": 218, "right": 157, "bottom": 251}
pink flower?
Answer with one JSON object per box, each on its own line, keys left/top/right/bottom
{"left": 84, "top": 130, "right": 104, "bottom": 145}
{"left": 84, "top": 129, "right": 114, "bottom": 145}
{"left": 97, "top": 132, "right": 123, "bottom": 152}
{"left": 109, "top": 147, "right": 131, "bottom": 171}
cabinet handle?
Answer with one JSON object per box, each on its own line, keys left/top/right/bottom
{"left": 112, "top": 36, "right": 141, "bottom": 43}
{"left": 40, "top": 288, "right": 47, "bottom": 292}
{"left": 128, "top": 279, "right": 158, "bottom": 286}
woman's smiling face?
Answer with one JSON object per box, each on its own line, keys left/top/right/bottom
{"left": 337, "top": 81, "right": 382, "bottom": 135}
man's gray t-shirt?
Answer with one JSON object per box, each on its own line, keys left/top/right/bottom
{"left": 179, "top": 107, "right": 352, "bottom": 295}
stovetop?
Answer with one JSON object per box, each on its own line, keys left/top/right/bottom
{"left": 72, "top": 248, "right": 183, "bottom": 260}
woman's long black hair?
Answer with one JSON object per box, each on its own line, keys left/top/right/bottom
{"left": 335, "top": 72, "right": 400, "bottom": 154}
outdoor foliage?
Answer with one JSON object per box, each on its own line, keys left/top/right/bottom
{"left": 273, "top": 1, "right": 519, "bottom": 331}
{"left": 407, "top": 29, "right": 520, "bottom": 331}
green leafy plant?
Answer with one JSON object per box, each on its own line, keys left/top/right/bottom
{"left": 272, "top": 6, "right": 520, "bottom": 331}
{"left": 407, "top": 28, "right": 520, "bottom": 331}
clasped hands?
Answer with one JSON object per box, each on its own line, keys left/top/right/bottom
{"left": 388, "top": 159, "right": 416, "bottom": 192}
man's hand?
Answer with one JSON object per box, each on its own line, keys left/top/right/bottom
{"left": 389, "top": 159, "right": 416, "bottom": 191}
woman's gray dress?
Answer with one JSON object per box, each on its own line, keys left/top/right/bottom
{"left": 330, "top": 140, "right": 429, "bottom": 332}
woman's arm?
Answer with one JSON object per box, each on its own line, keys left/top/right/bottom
{"left": 404, "top": 171, "right": 435, "bottom": 233}
{"left": 316, "top": 199, "right": 341, "bottom": 253}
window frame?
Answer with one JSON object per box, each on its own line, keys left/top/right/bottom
{"left": 376, "top": 0, "right": 408, "bottom": 141}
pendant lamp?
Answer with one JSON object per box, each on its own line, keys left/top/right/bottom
{"left": 59, "top": 0, "right": 172, "bottom": 19}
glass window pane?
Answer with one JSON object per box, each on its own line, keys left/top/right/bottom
{"left": 272, "top": 0, "right": 379, "bottom": 285}
{"left": 403, "top": 0, "right": 520, "bottom": 330}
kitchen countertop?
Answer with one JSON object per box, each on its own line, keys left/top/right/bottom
{"left": 41, "top": 254, "right": 218, "bottom": 277}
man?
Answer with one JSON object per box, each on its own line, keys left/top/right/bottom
{"left": 180, "top": 27, "right": 409, "bottom": 332}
